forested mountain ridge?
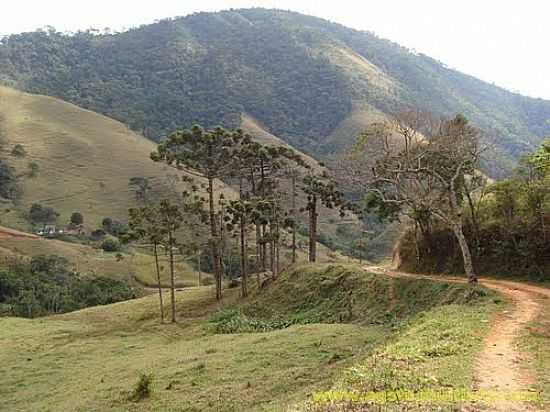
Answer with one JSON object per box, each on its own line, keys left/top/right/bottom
{"left": 1, "top": 8, "right": 549, "bottom": 176}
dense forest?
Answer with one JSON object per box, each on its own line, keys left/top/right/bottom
{"left": 1, "top": 9, "right": 550, "bottom": 177}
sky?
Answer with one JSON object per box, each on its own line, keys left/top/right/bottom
{"left": 1, "top": 0, "right": 549, "bottom": 100}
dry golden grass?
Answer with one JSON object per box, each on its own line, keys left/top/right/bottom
{"left": 0, "top": 86, "right": 231, "bottom": 230}
{"left": 0, "top": 234, "right": 202, "bottom": 287}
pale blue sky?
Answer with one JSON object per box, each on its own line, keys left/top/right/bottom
{"left": 2, "top": 0, "right": 549, "bottom": 100}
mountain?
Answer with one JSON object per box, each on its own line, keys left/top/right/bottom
{"left": 1, "top": 8, "right": 549, "bottom": 176}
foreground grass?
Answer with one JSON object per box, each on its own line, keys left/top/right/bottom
{"left": 521, "top": 298, "right": 550, "bottom": 408}
{"left": 0, "top": 285, "right": 387, "bottom": 411}
{"left": 300, "top": 303, "right": 499, "bottom": 412}
{"left": 0, "top": 265, "right": 501, "bottom": 411}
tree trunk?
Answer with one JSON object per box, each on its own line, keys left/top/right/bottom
{"left": 451, "top": 223, "right": 477, "bottom": 283}
{"left": 153, "top": 243, "right": 165, "bottom": 324}
{"left": 168, "top": 232, "right": 177, "bottom": 322}
{"left": 309, "top": 196, "right": 317, "bottom": 263}
{"left": 413, "top": 222, "right": 421, "bottom": 266}
{"left": 268, "top": 224, "right": 275, "bottom": 275}
{"left": 261, "top": 225, "right": 267, "bottom": 272}
{"left": 260, "top": 160, "right": 267, "bottom": 272}
{"left": 275, "top": 238, "right": 280, "bottom": 277}
{"left": 291, "top": 174, "right": 297, "bottom": 264}
{"left": 208, "top": 177, "right": 222, "bottom": 301}
{"left": 197, "top": 251, "right": 202, "bottom": 287}
{"left": 240, "top": 216, "right": 248, "bottom": 298}
{"left": 539, "top": 207, "right": 547, "bottom": 241}
{"left": 466, "top": 192, "right": 480, "bottom": 251}
{"left": 255, "top": 224, "right": 261, "bottom": 286}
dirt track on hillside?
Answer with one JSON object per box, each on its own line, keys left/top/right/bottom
{"left": 0, "top": 225, "right": 39, "bottom": 240}
{"left": 364, "top": 265, "right": 549, "bottom": 412}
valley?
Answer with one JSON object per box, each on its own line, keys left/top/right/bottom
{"left": 0, "top": 6, "right": 549, "bottom": 412}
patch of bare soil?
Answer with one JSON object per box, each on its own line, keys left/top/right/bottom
{"left": 0, "top": 225, "right": 39, "bottom": 240}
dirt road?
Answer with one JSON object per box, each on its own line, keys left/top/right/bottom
{"left": 364, "top": 266, "right": 550, "bottom": 412}
{"left": 0, "top": 225, "right": 39, "bottom": 240}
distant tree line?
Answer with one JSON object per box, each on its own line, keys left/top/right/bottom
{"left": 0, "top": 255, "right": 140, "bottom": 318}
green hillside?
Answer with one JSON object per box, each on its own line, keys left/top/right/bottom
{"left": 0, "top": 228, "right": 202, "bottom": 288}
{"left": 0, "top": 265, "right": 500, "bottom": 411}
{"left": 1, "top": 9, "right": 549, "bottom": 176}
{"left": 0, "top": 86, "right": 219, "bottom": 230}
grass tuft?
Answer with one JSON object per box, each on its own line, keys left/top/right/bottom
{"left": 129, "top": 372, "right": 153, "bottom": 402}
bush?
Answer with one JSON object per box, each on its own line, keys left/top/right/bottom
{"left": 29, "top": 203, "right": 58, "bottom": 225}
{"left": 129, "top": 372, "right": 153, "bottom": 401}
{"left": 11, "top": 144, "right": 26, "bottom": 157}
{"left": 0, "top": 160, "right": 20, "bottom": 200}
{"left": 208, "top": 309, "right": 309, "bottom": 334}
{"left": 101, "top": 238, "right": 121, "bottom": 252}
{"left": 102, "top": 217, "right": 128, "bottom": 236}
{"left": 70, "top": 212, "right": 83, "bottom": 226}
{"left": 90, "top": 229, "right": 106, "bottom": 241}
{"left": 27, "top": 162, "right": 39, "bottom": 177}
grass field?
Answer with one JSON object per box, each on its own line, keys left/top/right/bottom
{"left": 0, "top": 86, "right": 228, "bottom": 230}
{"left": 0, "top": 234, "right": 204, "bottom": 288}
{"left": 0, "top": 264, "right": 501, "bottom": 412}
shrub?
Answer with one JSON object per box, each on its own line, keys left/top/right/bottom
{"left": 101, "top": 238, "right": 121, "bottom": 252}
{"left": 70, "top": 212, "right": 83, "bottom": 226}
{"left": 0, "top": 160, "right": 20, "bottom": 199}
{"left": 208, "top": 309, "right": 309, "bottom": 334}
{"left": 90, "top": 229, "right": 106, "bottom": 241}
{"left": 29, "top": 203, "right": 58, "bottom": 225}
{"left": 11, "top": 144, "right": 26, "bottom": 157}
{"left": 102, "top": 217, "right": 127, "bottom": 236}
{"left": 129, "top": 372, "right": 153, "bottom": 401}
{"left": 27, "top": 161, "right": 39, "bottom": 177}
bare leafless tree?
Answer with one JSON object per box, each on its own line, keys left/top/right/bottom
{"left": 342, "top": 111, "right": 484, "bottom": 283}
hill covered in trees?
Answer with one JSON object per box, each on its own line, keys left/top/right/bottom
{"left": 1, "top": 8, "right": 549, "bottom": 177}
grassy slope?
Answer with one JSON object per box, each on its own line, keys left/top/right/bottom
{"left": 0, "top": 87, "right": 344, "bottom": 286}
{"left": 521, "top": 299, "right": 550, "bottom": 407}
{"left": 0, "top": 264, "right": 501, "bottom": 412}
{"left": 319, "top": 104, "right": 386, "bottom": 155}
{"left": 0, "top": 86, "right": 226, "bottom": 230}
{"left": 0, "top": 234, "right": 202, "bottom": 288}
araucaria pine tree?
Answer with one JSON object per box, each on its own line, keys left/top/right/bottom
{"left": 152, "top": 126, "right": 247, "bottom": 300}
{"left": 127, "top": 205, "right": 166, "bottom": 323}
{"left": 301, "top": 172, "right": 346, "bottom": 263}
